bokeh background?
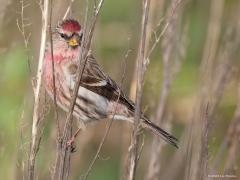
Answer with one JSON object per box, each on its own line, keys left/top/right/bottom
{"left": 0, "top": 0, "right": 240, "bottom": 179}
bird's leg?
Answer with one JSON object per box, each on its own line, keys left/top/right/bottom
{"left": 67, "top": 128, "right": 81, "bottom": 151}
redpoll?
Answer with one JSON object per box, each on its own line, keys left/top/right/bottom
{"left": 43, "top": 19, "right": 178, "bottom": 148}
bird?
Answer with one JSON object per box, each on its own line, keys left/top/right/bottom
{"left": 43, "top": 19, "right": 178, "bottom": 148}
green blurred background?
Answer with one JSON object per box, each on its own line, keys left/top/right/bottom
{"left": 0, "top": 0, "right": 240, "bottom": 179}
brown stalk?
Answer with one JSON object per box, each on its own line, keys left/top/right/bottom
{"left": 223, "top": 91, "right": 240, "bottom": 175}
{"left": 62, "top": 0, "right": 75, "bottom": 20}
{"left": 156, "top": 24, "right": 188, "bottom": 180}
{"left": 28, "top": 0, "right": 49, "bottom": 179}
{"left": 81, "top": 73, "right": 126, "bottom": 180}
{"left": 212, "top": 10, "right": 240, "bottom": 177}
{"left": 213, "top": 86, "right": 240, "bottom": 176}
{"left": 199, "top": 104, "right": 210, "bottom": 180}
{"left": 212, "top": 1, "right": 240, "bottom": 173}
{"left": 16, "top": 1, "right": 33, "bottom": 177}
{"left": 48, "top": 0, "right": 61, "bottom": 179}
{"left": 128, "top": 0, "right": 165, "bottom": 101}
{"left": 55, "top": 1, "right": 105, "bottom": 180}
{"left": 119, "top": 47, "right": 134, "bottom": 180}
{"left": 146, "top": 1, "right": 183, "bottom": 179}
{"left": 203, "top": 26, "right": 240, "bottom": 177}
{"left": 82, "top": 46, "right": 130, "bottom": 180}
{"left": 145, "top": 0, "right": 182, "bottom": 63}
{"left": 16, "top": 0, "right": 32, "bottom": 74}
{"left": 125, "top": 0, "right": 151, "bottom": 179}
{"left": 210, "top": 61, "right": 240, "bottom": 175}
{"left": 184, "top": 1, "right": 232, "bottom": 180}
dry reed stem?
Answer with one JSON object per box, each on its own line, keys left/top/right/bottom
{"left": 212, "top": 1, "right": 240, "bottom": 173}
{"left": 62, "top": 0, "right": 75, "bottom": 20}
{"left": 129, "top": 0, "right": 165, "bottom": 101}
{"left": 28, "top": 0, "right": 49, "bottom": 179}
{"left": 48, "top": 0, "right": 61, "bottom": 178}
{"left": 185, "top": 0, "right": 223, "bottom": 180}
{"left": 199, "top": 104, "right": 209, "bottom": 180}
{"left": 16, "top": 0, "right": 32, "bottom": 74}
{"left": 17, "top": 97, "right": 30, "bottom": 179}
{"left": 223, "top": 98, "right": 240, "bottom": 175}
{"left": 145, "top": 0, "right": 182, "bottom": 64}
{"left": 125, "top": 0, "right": 151, "bottom": 179}
{"left": 160, "top": 25, "right": 189, "bottom": 179}
{"left": 146, "top": 1, "right": 183, "bottom": 179}
{"left": 213, "top": 23, "right": 240, "bottom": 175}
{"left": 82, "top": 69, "right": 126, "bottom": 180}
{"left": 16, "top": 2, "right": 32, "bottom": 177}
{"left": 213, "top": 85, "right": 240, "bottom": 175}
{"left": 210, "top": 70, "right": 240, "bottom": 176}
{"left": 81, "top": 30, "right": 129, "bottom": 180}
{"left": 182, "top": 0, "right": 240, "bottom": 179}
{"left": 208, "top": 29, "right": 240, "bottom": 175}
{"left": 122, "top": 1, "right": 161, "bottom": 179}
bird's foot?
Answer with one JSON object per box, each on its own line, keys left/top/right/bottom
{"left": 66, "top": 128, "right": 82, "bottom": 153}
{"left": 67, "top": 138, "right": 76, "bottom": 153}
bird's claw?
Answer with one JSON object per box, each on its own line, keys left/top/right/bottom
{"left": 67, "top": 139, "right": 76, "bottom": 153}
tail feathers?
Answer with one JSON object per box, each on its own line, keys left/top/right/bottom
{"left": 142, "top": 117, "right": 178, "bottom": 148}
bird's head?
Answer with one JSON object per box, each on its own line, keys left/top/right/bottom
{"left": 56, "top": 19, "right": 83, "bottom": 48}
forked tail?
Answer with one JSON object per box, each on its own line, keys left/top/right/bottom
{"left": 142, "top": 117, "right": 178, "bottom": 148}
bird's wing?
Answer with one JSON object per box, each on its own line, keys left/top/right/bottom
{"left": 65, "top": 55, "right": 135, "bottom": 112}
{"left": 83, "top": 55, "right": 135, "bottom": 111}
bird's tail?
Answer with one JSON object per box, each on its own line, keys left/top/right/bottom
{"left": 141, "top": 116, "right": 178, "bottom": 148}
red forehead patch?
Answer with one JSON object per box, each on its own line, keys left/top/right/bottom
{"left": 60, "top": 19, "right": 81, "bottom": 32}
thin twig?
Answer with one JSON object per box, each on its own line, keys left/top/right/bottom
{"left": 49, "top": 0, "right": 59, "bottom": 148}
{"left": 211, "top": 1, "right": 240, "bottom": 173}
{"left": 199, "top": 103, "right": 209, "bottom": 180}
{"left": 48, "top": 0, "right": 61, "bottom": 178}
{"left": 16, "top": 2, "right": 32, "bottom": 177}
{"left": 146, "top": 1, "right": 183, "bottom": 179}
{"left": 125, "top": 0, "right": 151, "bottom": 179}
{"left": 214, "top": 82, "right": 240, "bottom": 175}
{"left": 17, "top": 96, "right": 30, "bottom": 180}
{"left": 82, "top": 42, "right": 130, "bottom": 180}
{"left": 145, "top": 0, "right": 182, "bottom": 63}
{"left": 184, "top": 1, "right": 226, "bottom": 179}
{"left": 16, "top": 0, "right": 32, "bottom": 74}
{"left": 62, "top": 0, "right": 75, "bottom": 20}
{"left": 223, "top": 101, "right": 240, "bottom": 175}
{"left": 119, "top": 44, "right": 134, "bottom": 180}
{"left": 81, "top": 88, "right": 123, "bottom": 180}
{"left": 28, "top": 0, "right": 49, "bottom": 179}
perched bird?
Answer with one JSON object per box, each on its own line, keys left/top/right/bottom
{"left": 43, "top": 19, "right": 178, "bottom": 148}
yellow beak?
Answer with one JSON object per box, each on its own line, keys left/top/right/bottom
{"left": 68, "top": 38, "right": 78, "bottom": 47}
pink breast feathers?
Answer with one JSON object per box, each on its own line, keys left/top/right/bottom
{"left": 45, "top": 53, "right": 64, "bottom": 63}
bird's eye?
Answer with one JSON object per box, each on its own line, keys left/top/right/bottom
{"left": 60, "top": 33, "right": 65, "bottom": 38}
{"left": 60, "top": 33, "right": 68, "bottom": 39}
